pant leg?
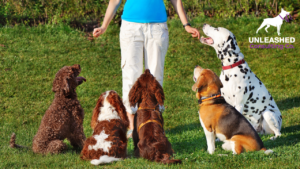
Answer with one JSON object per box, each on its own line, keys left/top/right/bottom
{"left": 120, "top": 20, "right": 144, "bottom": 114}
{"left": 144, "top": 22, "right": 169, "bottom": 87}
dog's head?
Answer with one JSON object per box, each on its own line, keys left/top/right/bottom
{"left": 280, "top": 8, "right": 290, "bottom": 16}
{"left": 192, "top": 65, "right": 223, "bottom": 99}
{"left": 52, "top": 64, "right": 86, "bottom": 95}
{"left": 128, "top": 69, "right": 164, "bottom": 107}
{"left": 201, "top": 24, "right": 242, "bottom": 60}
{"left": 91, "top": 91, "right": 129, "bottom": 130}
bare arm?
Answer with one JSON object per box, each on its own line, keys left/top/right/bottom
{"left": 93, "top": 0, "right": 122, "bottom": 37}
{"left": 170, "top": 0, "right": 200, "bottom": 39}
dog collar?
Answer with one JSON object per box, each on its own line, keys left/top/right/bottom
{"left": 222, "top": 59, "right": 245, "bottom": 70}
{"left": 138, "top": 120, "right": 162, "bottom": 133}
{"left": 198, "top": 94, "right": 222, "bottom": 104}
{"left": 279, "top": 14, "right": 293, "bottom": 22}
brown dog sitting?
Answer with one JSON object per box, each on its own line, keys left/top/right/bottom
{"left": 10, "top": 64, "right": 86, "bottom": 154}
{"left": 192, "top": 65, "right": 273, "bottom": 155}
{"left": 80, "top": 91, "right": 129, "bottom": 165}
{"left": 129, "top": 69, "right": 181, "bottom": 164}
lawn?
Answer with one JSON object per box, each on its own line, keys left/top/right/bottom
{"left": 0, "top": 16, "right": 300, "bottom": 168}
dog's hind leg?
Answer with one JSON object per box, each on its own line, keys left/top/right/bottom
{"left": 222, "top": 140, "right": 232, "bottom": 151}
{"left": 46, "top": 140, "right": 68, "bottom": 154}
{"left": 256, "top": 21, "right": 266, "bottom": 34}
{"left": 265, "top": 25, "right": 270, "bottom": 33}
{"left": 262, "top": 109, "right": 282, "bottom": 140}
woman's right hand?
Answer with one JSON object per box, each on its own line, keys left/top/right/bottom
{"left": 93, "top": 27, "right": 107, "bottom": 38}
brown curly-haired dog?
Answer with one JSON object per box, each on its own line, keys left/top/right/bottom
{"left": 80, "top": 91, "right": 129, "bottom": 165}
{"left": 129, "top": 69, "right": 181, "bottom": 164}
{"left": 10, "top": 64, "right": 86, "bottom": 154}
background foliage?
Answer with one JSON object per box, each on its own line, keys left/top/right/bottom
{"left": 0, "top": 0, "right": 299, "bottom": 27}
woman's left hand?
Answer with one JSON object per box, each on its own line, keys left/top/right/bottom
{"left": 185, "top": 26, "right": 200, "bottom": 39}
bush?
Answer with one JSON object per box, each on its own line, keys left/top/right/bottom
{"left": 0, "top": 0, "right": 299, "bottom": 26}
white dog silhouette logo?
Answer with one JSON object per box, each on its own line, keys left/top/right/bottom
{"left": 256, "top": 8, "right": 292, "bottom": 36}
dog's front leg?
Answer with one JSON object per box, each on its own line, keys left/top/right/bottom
{"left": 200, "top": 115, "right": 215, "bottom": 154}
{"left": 277, "top": 24, "right": 282, "bottom": 36}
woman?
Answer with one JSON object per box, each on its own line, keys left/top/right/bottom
{"left": 93, "top": 0, "right": 200, "bottom": 137}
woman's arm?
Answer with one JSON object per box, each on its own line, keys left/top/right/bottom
{"left": 170, "top": 0, "right": 200, "bottom": 39}
{"left": 93, "top": 0, "right": 122, "bottom": 37}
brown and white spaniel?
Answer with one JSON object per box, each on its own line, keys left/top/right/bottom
{"left": 80, "top": 91, "right": 129, "bottom": 165}
{"left": 129, "top": 69, "right": 181, "bottom": 164}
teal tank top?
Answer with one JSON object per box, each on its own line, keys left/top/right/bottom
{"left": 121, "top": 0, "right": 167, "bottom": 23}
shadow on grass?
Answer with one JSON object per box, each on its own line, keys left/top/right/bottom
{"left": 263, "top": 125, "right": 300, "bottom": 149}
{"left": 276, "top": 96, "right": 300, "bottom": 111}
{"left": 168, "top": 122, "right": 201, "bottom": 134}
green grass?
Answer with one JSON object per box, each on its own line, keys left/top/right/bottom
{"left": 1, "top": 17, "right": 300, "bottom": 168}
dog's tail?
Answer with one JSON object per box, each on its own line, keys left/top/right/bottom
{"left": 90, "top": 155, "right": 122, "bottom": 165}
{"left": 9, "top": 133, "right": 28, "bottom": 149}
{"left": 261, "top": 147, "right": 274, "bottom": 155}
{"left": 160, "top": 153, "right": 182, "bottom": 164}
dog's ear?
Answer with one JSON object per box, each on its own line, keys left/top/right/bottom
{"left": 52, "top": 76, "right": 70, "bottom": 94}
{"left": 110, "top": 91, "right": 129, "bottom": 128}
{"left": 129, "top": 79, "right": 142, "bottom": 107}
{"left": 192, "top": 73, "right": 207, "bottom": 93}
{"left": 154, "top": 80, "right": 165, "bottom": 106}
{"left": 91, "top": 93, "right": 105, "bottom": 130}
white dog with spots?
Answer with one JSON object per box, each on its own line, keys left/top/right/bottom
{"left": 200, "top": 24, "right": 282, "bottom": 140}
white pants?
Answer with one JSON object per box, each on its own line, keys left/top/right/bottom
{"left": 120, "top": 20, "right": 169, "bottom": 114}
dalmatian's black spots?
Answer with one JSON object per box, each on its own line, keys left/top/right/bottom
{"left": 234, "top": 58, "right": 239, "bottom": 63}
{"left": 225, "top": 75, "right": 229, "bottom": 81}
{"left": 256, "top": 97, "right": 259, "bottom": 100}
{"left": 255, "top": 109, "right": 259, "bottom": 114}
{"left": 249, "top": 81, "right": 251, "bottom": 84}
{"left": 250, "top": 70, "right": 252, "bottom": 73}
{"left": 218, "top": 53, "right": 224, "bottom": 60}
{"left": 247, "top": 92, "right": 253, "bottom": 100}
{"left": 248, "top": 76, "right": 250, "bottom": 79}
{"left": 269, "top": 104, "right": 275, "bottom": 108}
{"left": 249, "top": 85, "right": 255, "bottom": 91}
{"left": 240, "top": 69, "right": 247, "bottom": 74}
{"left": 229, "top": 52, "right": 232, "bottom": 57}
{"left": 244, "top": 104, "right": 248, "bottom": 108}
{"left": 259, "top": 81, "right": 262, "bottom": 85}
{"left": 258, "top": 106, "right": 267, "bottom": 115}
{"left": 249, "top": 115, "right": 253, "bottom": 117}
{"left": 228, "top": 58, "right": 231, "bottom": 62}
{"left": 238, "top": 65, "right": 243, "bottom": 68}
{"left": 270, "top": 96, "right": 273, "bottom": 101}
{"left": 234, "top": 74, "right": 237, "bottom": 77}
{"left": 270, "top": 109, "right": 275, "bottom": 112}
{"left": 280, "top": 115, "right": 282, "bottom": 119}
{"left": 238, "top": 86, "right": 241, "bottom": 89}
{"left": 244, "top": 86, "right": 248, "bottom": 94}
{"left": 263, "top": 96, "right": 266, "bottom": 100}
{"left": 233, "top": 95, "right": 235, "bottom": 97}
{"left": 244, "top": 109, "right": 248, "bottom": 112}
{"left": 251, "top": 107, "right": 255, "bottom": 109}
{"left": 243, "top": 76, "right": 245, "bottom": 79}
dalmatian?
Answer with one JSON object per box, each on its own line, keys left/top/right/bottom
{"left": 199, "top": 24, "right": 282, "bottom": 140}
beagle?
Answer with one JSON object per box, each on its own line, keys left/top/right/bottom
{"left": 192, "top": 65, "right": 273, "bottom": 155}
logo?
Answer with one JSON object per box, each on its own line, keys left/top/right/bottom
{"left": 249, "top": 8, "right": 295, "bottom": 50}
{"left": 256, "top": 8, "right": 292, "bottom": 36}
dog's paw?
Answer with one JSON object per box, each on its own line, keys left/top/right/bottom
{"left": 159, "top": 105, "right": 165, "bottom": 113}
{"left": 130, "top": 104, "right": 138, "bottom": 114}
{"left": 207, "top": 148, "right": 215, "bottom": 154}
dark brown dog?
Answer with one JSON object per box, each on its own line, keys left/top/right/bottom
{"left": 80, "top": 91, "right": 129, "bottom": 165}
{"left": 192, "top": 65, "right": 273, "bottom": 155}
{"left": 10, "top": 64, "right": 86, "bottom": 154}
{"left": 129, "top": 69, "right": 181, "bottom": 164}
